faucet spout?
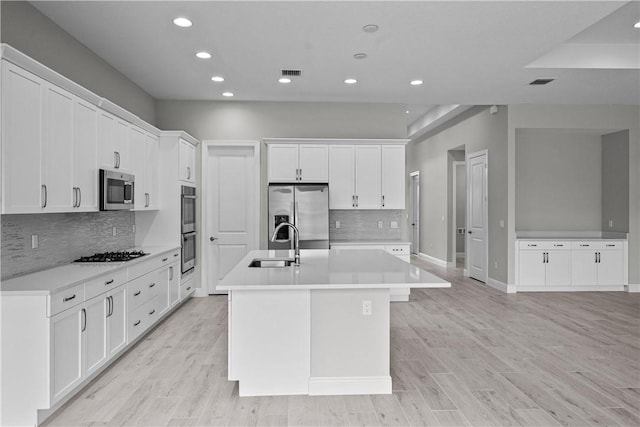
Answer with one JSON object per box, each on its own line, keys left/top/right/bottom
{"left": 271, "top": 222, "right": 300, "bottom": 266}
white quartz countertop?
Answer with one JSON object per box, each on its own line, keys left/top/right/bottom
{"left": 330, "top": 240, "right": 412, "bottom": 246}
{"left": 1, "top": 245, "right": 180, "bottom": 296}
{"left": 218, "top": 249, "right": 449, "bottom": 291}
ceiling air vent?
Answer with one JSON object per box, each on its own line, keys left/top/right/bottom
{"left": 529, "top": 78, "right": 555, "bottom": 85}
{"left": 281, "top": 69, "right": 302, "bottom": 77}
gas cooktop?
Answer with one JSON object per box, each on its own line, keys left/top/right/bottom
{"left": 74, "top": 250, "right": 147, "bottom": 263}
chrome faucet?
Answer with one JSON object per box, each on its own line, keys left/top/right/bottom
{"left": 270, "top": 222, "right": 300, "bottom": 266}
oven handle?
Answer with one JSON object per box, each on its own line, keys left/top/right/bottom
{"left": 182, "top": 195, "right": 197, "bottom": 200}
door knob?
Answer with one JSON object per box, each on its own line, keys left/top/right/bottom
{"left": 468, "top": 230, "right": 472, "bottom": 234}
{"left": 210, "top": 237, "right": 218, "bottom": 241}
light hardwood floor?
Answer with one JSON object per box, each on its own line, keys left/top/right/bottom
{"left": 43, "top": 256, "right": 640, "bottom": 427}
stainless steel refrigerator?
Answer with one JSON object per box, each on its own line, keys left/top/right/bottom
{"left": 268, "top": 184, "right": 329, "bottom": 250}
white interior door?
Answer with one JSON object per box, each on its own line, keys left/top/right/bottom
{"left": 205, "top": 143, "right": 260, "bottom": 294}
{"left": 410, "top": 172, "right": 420, "bottom": 254}
{"left": 466, "top": 150, "right": 488, "bottom": 282}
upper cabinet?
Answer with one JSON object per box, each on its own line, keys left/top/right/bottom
{"left": 98, "top": 111, "right": 130, "bottom": 172}
{"left": 267, "top": 143, "right": 329, "bottom": 183}
{"left": 179, "top": 139, "right": 196, "bottom": 184}
{"left": 327, "top": 142, "right": 406, "bottom": 210}
{"left": 129, "top": 127, "right": 160, "bottom": 210}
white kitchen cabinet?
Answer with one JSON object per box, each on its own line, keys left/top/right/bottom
{"left": 168, "top": 262, "right": 180, "bottom": 307}
{"left": 72, "top": 99, "right": 99, "bottom": 211}
{"left": 51, "top": 307, "right": 83, "bottom": 404}
{"left": 571, "top": 241, "right": 624, "bottom": 286}
{"left": 179, "top": 138, "right": 196, "bottom": 183}
{"left": 517, "top": 241, "right": 571, "bottom": 287}
{"left": 144, "top": 133, "right": 159, "bottom": 209}
{"left": 83, "top": 295, "right": 108, "bottom": 377}
{"left": 355, "top": 145, "right": 382, "bottom": 209}
{"left": 107, "top": 285, "right": 127, "bottom": 358}
{"left": 381, "top": 145, "right": 405, "bottom": 209}
{"left": 328, "top": 145, "right": 356, "bottom": 208}
{"left": 268, "top": 143, "right": 329, "bottom": 183}
{"left": 155, "top": 264, "right": 171, "bottom": 316}
{"left": 98, "top": 111, "right": 130, "bottom": 171}
{"left": 130, "top": 128, "right": 159, "bottom": 210}
{"left": 1, "top": 61, "right": 44, "bottom": 213}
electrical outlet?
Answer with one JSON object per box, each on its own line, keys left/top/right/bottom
{"left": 336, "top": 221, "right": 340, "bottom": 229}
{"left": 609, "top": 220, "right": 613, "bottom": 228}
{"left": 112, "top": 226, "right": 117, "bottom": 237}
{"left": 362, "top": 300, "right": 372, "bottom": 316}
{"left": 132, "top": 224, "right": 136, "bottom": 233}
{"left": 499, "top": 220, "right": 505, "bottom": 228}
{"left": 31, "top": 234, "right": 38, "bottom": 249}
{"left": 377, "top": 221, "right": 383, "bottom": 229}
{"left": 494, "top": 261, "right": 498, "bottom": 269}
{"left": 390, "top": 221, "right": 398, "bottom": 229}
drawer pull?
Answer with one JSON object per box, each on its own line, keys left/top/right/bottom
{"left": 554, "top": 244, "right": 564, "bottom": 247}
{"left": 134, "top": 320, "right": 141, "bottom": 326}
{"left": 134, "top": 291, "right": 141, "bottom": 296}
{"left": 162, "top": 257, "right": 168, "bottom": 262}
{"left": 105, "top": 279, "right": 114, "bottom": 285}
{"left": 149, "top": 309, "right": 156, "bottom": 315}
{"left": 174, "top": 253, "right": 179, "bottom": 257}
{"left": 63, "top": 294, "right": 76, "bottom": 302}
{"left": 606, "top": 244, "right": 615, "bottom": 247}
{"left": 186, "top": 286, "right": 192, "bottom": 291}
{"left": 528, "top": 244, "right": 537, "bottom": 247}
{"left": 580, "top": 244, "right": 590, "bottom": 247}
{"left": 149, "top": 283, "right": 156, "bottom": 288}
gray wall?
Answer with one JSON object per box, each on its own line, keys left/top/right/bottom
{"left": 407, "top": 106, "right": 509, "bottom": 284}
{"left": 156, "top": 100, "right": 408, "bottom": 249}
{"left": 515, "top": 130, "right": 602, "bottom": 231}
{"left": 602, "top": 130, "right": 630, "bottom": 233}
{"left": 507, "top": 105, "right": 640, "bottom": 285}
{"left": 0, "top": 1, "right": 156, "bottom": 124}
{"left": 1, "top": 212, "right": 134, "bottom": 279}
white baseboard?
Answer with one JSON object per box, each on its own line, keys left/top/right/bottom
{"left": 194, "top": 288, "right": 209, "bottom": 297}
{"left": 517, "top": 285, "right": 626, "bottom": 292}
{"left": 626, "top": 284, "right": 640, "bottom": 293}
{"left": 486, "top": 278, "right": 516, "bottom": 294}
{"left": 463, "top": 268, "right": 469, "bottom": 277}
{"left": 418, "top": 253, "right": 449, "bottom": 268}
{"left": 308, "top": 376, "right": 391, "bottom": 396}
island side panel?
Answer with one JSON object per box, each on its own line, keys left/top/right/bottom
{"left": 229, "top": 289, "right": 311, "bottom": 396}
{"left": 309, "top": 289, "right": 392, "bottom": 395}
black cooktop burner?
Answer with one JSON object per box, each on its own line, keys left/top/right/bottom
{"left": 74, "top": 250, "right": 147, "bottom": 263}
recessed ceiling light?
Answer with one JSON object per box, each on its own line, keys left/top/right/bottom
{"left": 173, "top": 17, "right": 192, "bottom": 27}
{"left": 344, "top": 78, "right": 357, "bottom": 84}
{"left": 222, "top": 92, "right": 234, "bottom": 97}
{"left": 410, "top": 80, "right": 423, "bottom": 86}
{"left": 362, "top": 24, "right": 379, "bottom": 33}
{"left": 634, "top": 21, "right": 640, "bottom": 28}
{"left": 406, "top": 110, "right": 410, "bottom": 114}
{"left": 211, "top": 76, "right": 224, "bottom": 82}
{"left": 278, "top": 78, "right": 291, "bottom": 84}
{"left": 354, "top": 53, "right": 367, "bottom": 59}
{"left": 196, "top": 51, "right": 211, "bottom": 59}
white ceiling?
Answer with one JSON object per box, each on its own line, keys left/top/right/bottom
{"left": 30, "top": 0, "right": 640, "bottom": 125}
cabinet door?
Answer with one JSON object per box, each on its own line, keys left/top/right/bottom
{"left": 156, "top": 267, "right": 170, "bottom": 316}
{"left": 179, "top": 139, "right": 196, "bottom": 183}
{"left": 144, "top": 133, "right": 159, "bottom": 209}
{"left": 84, "top": 296, "right": 108, "bottom": 376}
{"left": 73, "top": 100, "right": 99, "bottom": 211}
{"left": 1, "top": 62, "right": 44, "bottom": 213}
{"left": 129, "top": 126, "right": 146, "bottom": 209}
{"left": 107, "top": 286, "right": 127, "bottom": 358}
{"left": 299, "top": 144, "right": 328, "bottom": 182}
{"left": 597, "top": 250, "right": 624, "bottom": 286}
{"left": 268, "top": 144, "right": 298, "bottom": 182}
{"left": 98, "top": 112, "right": 117, "bottom": 169}
{"left": 572, "top": 251, "right": 597, "bottom": 286}
{"left": 114, "top": 120, "right": 130, "bottom": 171}
{"left": 168, "top": 263, "right": 180, "bottom": 306}
{"left": 545, "top": 250, "right": 571, "bottom": 286}
{"left": 51, "top": 307, "right": 83, "bottom": 403}
{"left": 328, "top": 145, "right": 355, "bottom": 209}
{"left": 355, "top": 145, "right": 381, "bottom": 209}
{"left": 518, "top": 250, "right": 546, "bottom": 286}
{"left": 381, "top": 145, "right": 405, "bottom": 209}
{"left": 42, "top": 85, "right": 74, "bottom": 211}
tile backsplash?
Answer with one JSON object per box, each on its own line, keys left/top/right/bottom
{"left": 1, "top": 212, "right": 134, "bottom": 279}
{"left": 329, "top": 210, "right": 403, "bottom": 241}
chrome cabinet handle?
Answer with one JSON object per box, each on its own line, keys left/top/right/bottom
{"left": 134, "top": 290, "right": 141, "bottom": 296}
{"left": 162, "top": 257, "right": 168, "bottom": 262}
{"left": 81, "top": 308, "right": 87, "bottom": 332}
{"left": 114, "top": 151, "right": 121, "bottom": 169}
{"left": 382, "top": 195, "right": 385, "bottom": 207}
{"left": 72, "top": 187, "right": 77, "bottom": 207}
{"left": 149, "top": 282, "right": 155, "bottom": 288}
{"left": 169, "top": 266, "right": 174, "bottom": 281}
{"left": 187, "top": 166, "right": 191, "bottom": 180}
{"left": 105, "top": 279, "right": 114, "bottom": 285}
{"left": 595, "top": 252, "right": 598, "bottom": 263}
{"left": 352, "top": 195, "right": 355, "bottom": 207}
{"left": 186, "top": 286, "right": 192, "bottom": 291}
{"left": 42, "top": 185, "right": 47, "bottom": 208}
{"left": 299, "top": 168, "right": 302, "bottom": 180}
{"left": 134, "top": 320, "right": 141, "bottom": 327}
{"left": 145, "top": 193, "right": 150, "bottom": 208}
{"left": 63, "top": 294, "right": 76, "bottom": 302}
{"left": 106, "top": 296, "right": 112, "bottom": 318}
{"left": 77, "top": 187, "right": 81, "bottom": 207}
{"left": 149, "top": 309, "right": 155, "bottom": 316}
{"left": 356, "top": 195, "right": 359, "bottom": 207}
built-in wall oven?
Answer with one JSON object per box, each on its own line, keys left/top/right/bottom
{"left": 181, "top": 186, "right": 197, "bottom": 274}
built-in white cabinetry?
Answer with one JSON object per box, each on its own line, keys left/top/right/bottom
{"left": 267, "top": 143, "right": 329, "bottom": 183}
{"left": 99, "top": 111, "right": 130, "bottom": 172}
{"left": 72, "top": 100, "right": 99, "bottom": 211}
{"left": 516, "top": 239, "right": 627, "bottom": 291}
{"left": 51, "top": 306, "right": 83, "bottom": 403}
{"left": 144, "top": 133, "right": 160, "bottom": 209}
{"left": 179, "top": 138, "right": 196, "bottom": 183}
{"left": 328, "top": 143, "right": 406, "bottom": 210}
{"left": 130, "top": 128, "right": 159, "bottom": 210}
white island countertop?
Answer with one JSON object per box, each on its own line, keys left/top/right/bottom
{"left": 218, "top": 249, "right": 450, "bottom": 291}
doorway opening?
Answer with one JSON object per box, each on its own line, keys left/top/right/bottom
{"left": 409, "top": 171, "right": 420, "bottom": 254}
{"left": 452, "top": 158, "right": 466, "bottom": 269}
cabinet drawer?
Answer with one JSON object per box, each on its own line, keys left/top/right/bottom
{"left": 128, "top": 251, "right": 178, "bottom": 280}
{"left": 127, "top": 273, "right": 158, "bottom": 311}
{"left": 385, "top": 245, "right": 410, "bottom": 256}
{"left": 518, "top": 241, "right": 570, "bottom": 250}
{"left": 572, "top": 241, "right": 623, "bottom": 250}
{"left": 48, "top": 284, "right": 85, "bottom": 317}
{"left": 85, "top": 270, "right": 128, "bottom": 300}
{"left": 127, "top": 298, "right": 156, "bottom": 343}
{"left": 180, "top": 279, "right": 195, "bottom": 300}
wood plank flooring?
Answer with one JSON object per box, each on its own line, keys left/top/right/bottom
{"left": 43, "top": 256, "right": 640, "bottom": 426}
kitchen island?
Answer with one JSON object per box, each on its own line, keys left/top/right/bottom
{"left": 218, "top": 248, "right": 450, "bottom": 397}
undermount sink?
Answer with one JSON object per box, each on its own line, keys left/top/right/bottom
{"left": 248, "top": 258, "right": 296, "bottom": 268}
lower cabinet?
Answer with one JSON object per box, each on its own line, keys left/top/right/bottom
{"left": 517, "top": 242, "right": 571, "bottom": 287}
{"left": 571, "top": 241, "right": 625, "bottom": 286}
{"left": 51, "top": 307, "right": 84, "bottom": 404}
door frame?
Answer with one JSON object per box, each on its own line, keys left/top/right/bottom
{"left": 201, "top": 140, "right": 261, "bottom": 295}
{"left": 451, "top": 161, "right": 466, "bottom": 264}
{"left": 465, "top": 149, "right": 488, "bottom": 281}
{"left": 409, "top": 171, "right": 420, "bottom": 254}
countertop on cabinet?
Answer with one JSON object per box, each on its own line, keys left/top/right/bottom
{"left": 330, "top": 240, "right": 412, "bottom": 246}
{"left": 218, "top": 249, "right": 449, "bottom": 291}
{"left": 1, "top": 245, "right": 180, "bottom": 296}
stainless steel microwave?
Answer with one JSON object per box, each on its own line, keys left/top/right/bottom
{"left": 100, "top": 169, "right": 134, "bottom": 210}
